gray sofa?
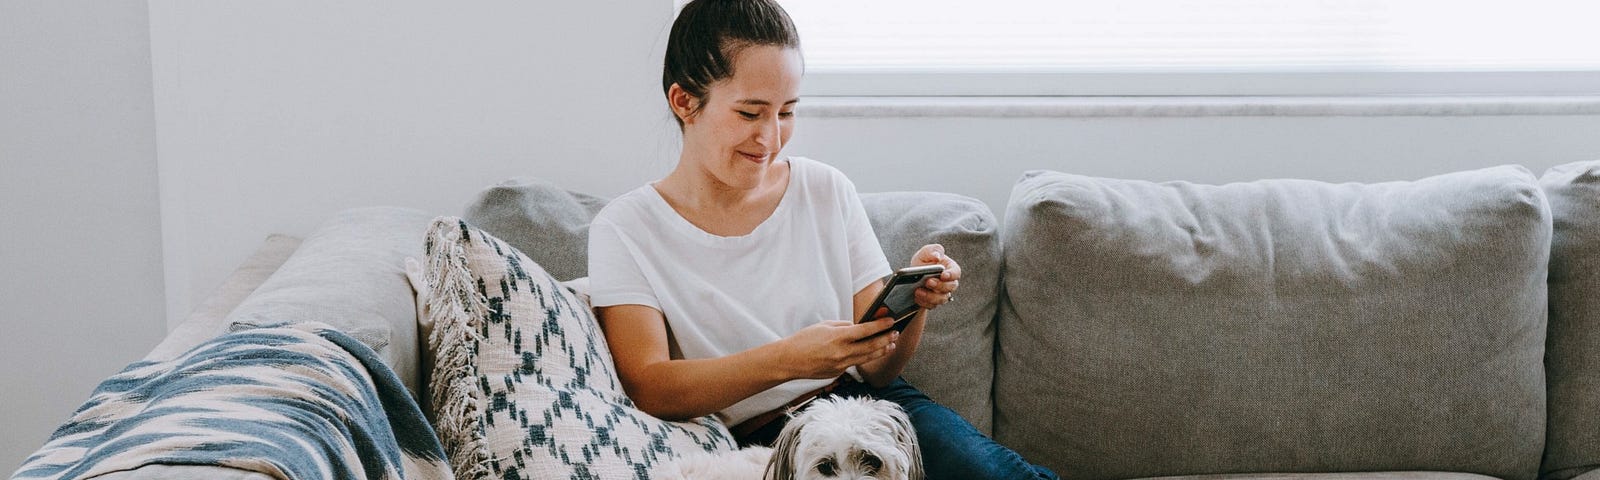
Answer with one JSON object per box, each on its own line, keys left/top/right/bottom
{"left": 114, "top": 161, "right": 1600, "bottom": 480}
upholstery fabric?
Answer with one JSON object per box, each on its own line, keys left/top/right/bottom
{"left": 146, "top": 234, "right": 302, "bottom": 362}
{"left": 997, "top": 166, "right": 1550, "bottom": 480}
{"left": 223, "top": 207, "right": 434, "bottom": 396}
{"left": 463, "top": 177, "right": 609, "bottom": 282}
{"left": 1133, "top": 473, "right": 1503, "bottom": 480}
{"left": 861, "top": 191, "right": 1003, "bottom": 435}
{"left": 1540, "top": 160, "right": 1600, "bottom": 480}
{"left": 422, "top": 217, "right": 735, "bottom": 480}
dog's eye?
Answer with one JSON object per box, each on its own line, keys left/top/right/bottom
{"left": 815, "top": 457, "right": 837, "bottom": 476}
{"left": 860, "top": 453, "right": 883, "bottom": 474}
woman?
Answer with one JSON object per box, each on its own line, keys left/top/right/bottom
{"left": 588, "top": 1, "right": 1058, "bottom": 478}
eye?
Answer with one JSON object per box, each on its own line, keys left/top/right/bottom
{"left": 778, "top": 110, "right": 795, "bottom": 118}
{"left": 860, "top": 453, "right": 883, "bottom": 474}
{"left": 737, "top": 110, "right": 759, "bottom": 119}
{"left": 815, "top": 457, "right": 837, "bottom": 476}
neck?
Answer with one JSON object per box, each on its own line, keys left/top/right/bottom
{"left": 661, "top": 152, "right": 772, "bottom": 213}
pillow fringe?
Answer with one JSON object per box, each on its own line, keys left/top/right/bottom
{"left": 424, "top": 217, "right": 493, "bottom": 480}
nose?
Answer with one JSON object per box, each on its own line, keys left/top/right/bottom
{"left": 753, "top": 113, "right": 780, "bottom": 149}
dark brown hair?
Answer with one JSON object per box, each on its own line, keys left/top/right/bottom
{"left": 662, "top": 0, "right": 801, "bottom": 128}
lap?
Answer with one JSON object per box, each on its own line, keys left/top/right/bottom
{"left": 831, "top": 377, "right": 1058, "bottom": 480}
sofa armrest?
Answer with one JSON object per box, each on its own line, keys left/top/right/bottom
{"left": 144, "top": 234, "right": 302, "bottom": 362}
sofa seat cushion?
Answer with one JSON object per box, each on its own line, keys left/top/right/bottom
{"left": 1131, "top": 472, "right": 1502, "bottom": 480}
{"left": 87, "top": 464, "right": 277, "bottom": 480}
{"left": 997, "top": 166, "right": 1550, "bottom": 480}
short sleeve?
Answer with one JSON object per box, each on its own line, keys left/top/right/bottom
{"left": 842, "top": 177, "right": 893, "bottom": 293}
{"left": 587, "top": 218, "right": 662, "bottom": 310}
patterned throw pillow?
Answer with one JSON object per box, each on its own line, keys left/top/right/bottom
{"left": 421, "top": 217, "right": 736, "bottom": 480}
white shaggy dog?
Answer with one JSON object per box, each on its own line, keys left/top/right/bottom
{"left": 654, "top": 396, "right": 923, "bottom": 480}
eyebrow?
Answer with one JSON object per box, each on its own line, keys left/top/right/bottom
{"left": 736, "top": 98, "right": 800, "bottom": 106}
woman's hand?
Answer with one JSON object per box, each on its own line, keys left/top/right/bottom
{"left": 777, "top": 317, "right": 899, "bottom": 380}
{"left": 910, "top": 244, "right": 961, "bottom": 310}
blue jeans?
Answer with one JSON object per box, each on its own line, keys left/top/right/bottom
{"left": 742, "top": 377, "right": 1059, "bottom": 480}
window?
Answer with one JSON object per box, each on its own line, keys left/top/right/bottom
{"left": 778, "top": 0, "right": 1600, "bottom": 96}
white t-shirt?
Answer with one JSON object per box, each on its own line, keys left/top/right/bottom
{"left": 587, "top": 156, "right": 892, "bottom": 426}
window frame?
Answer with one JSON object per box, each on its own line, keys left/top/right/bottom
{"left": 799, "top": 69, "right": 1600, "bottom": 97}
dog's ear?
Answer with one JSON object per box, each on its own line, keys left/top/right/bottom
{"left": 880, "top": 400, "right": 923, "bottom": 480}
{"left": 764, "top": 416, "right": 804, "bottom": 480}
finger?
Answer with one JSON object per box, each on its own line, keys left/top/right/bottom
{"left": 914, "top": 244, "right": 946, "bottom": 265}
{"left": 853, "top": 317, "right": 897, "bottom": 340}
{"left": 940, "top": 258, "right": 962, "bottom": 281}
{"left": 823, "top": 320, "right": 852, "bottom": 327}
{"left": 915, "top": 288, "right": 947, "bottom": 308}
{"left": 850, "top": 331, "right": 898, "bottom": 362}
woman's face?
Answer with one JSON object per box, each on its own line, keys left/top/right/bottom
{"left": 678, "top": 44, "right": 802, "bottom": 190}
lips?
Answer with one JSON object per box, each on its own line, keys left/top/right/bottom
{"left": 738, "top": 151, "right": 768, "bottom": 163}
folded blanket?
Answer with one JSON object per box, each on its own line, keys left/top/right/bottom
{"left": 11, "top": 322, "right": 451, "bottom": 480}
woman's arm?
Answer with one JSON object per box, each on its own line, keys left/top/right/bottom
{"left": 597, "top": 304, "right": 899, "bottom": 421}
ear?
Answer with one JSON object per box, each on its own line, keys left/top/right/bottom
{"left": 882, "top": 401, "right": 924, "bottom": 480}
{"left": 667, "top": 82, "right": 701, "bottom": 125}
{"left": 764, "top": 416, "right": 804, "bottom": 480}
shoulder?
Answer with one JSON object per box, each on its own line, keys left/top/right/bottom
{"left": 787, "top": 156, "right": 860, "bottom": 199}
{"left": 592, "top": 184, "right": 659, "bottom": 230}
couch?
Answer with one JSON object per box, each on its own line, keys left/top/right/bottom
{"left": 34, "top": 160, "right": 1600, "bottom": 480}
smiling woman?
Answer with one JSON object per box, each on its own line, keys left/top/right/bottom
{"left": 588, "top": 0, "right": 1055, "bottom": 478}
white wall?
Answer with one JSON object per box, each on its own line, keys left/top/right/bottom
{"left": 148, "top": 1, "right": 682, "bottom": 326}
{"left": 0, "top": 1, "right": 165, "bottom": 471}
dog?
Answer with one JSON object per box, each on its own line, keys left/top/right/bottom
{"left": 654, "top": 396, "right": 923, "bottom": 480}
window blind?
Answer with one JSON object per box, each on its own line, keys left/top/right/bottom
{"left": 780, "top": 0, "right": 1600, "bottom": 73}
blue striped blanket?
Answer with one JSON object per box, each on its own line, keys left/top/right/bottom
{"left": 11, "top": 322, "right": 451, "bottom": 480}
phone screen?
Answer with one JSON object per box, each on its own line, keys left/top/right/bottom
{"left": 879, "top": 276, "right": 924, "bottom": 321}
{"left": 859, "top": 265, "right": 944, "bottom": 326}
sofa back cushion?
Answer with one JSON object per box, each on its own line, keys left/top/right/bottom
{"left": 223, "top": 207, "right": 434, "bottom": 397}
{"left": 996, "top": 166, "right": 1550, "bottom": 480}
{"left": 463, "top": 177, "right": 609, "bottom": 282}
{"left": 464, "top": 179, "right": 1005, "bottom": 433}
{"left": 861, "top": 192, "right": 1003, "bottom": 435}
{"left": 1540, "top": 160, "right": 1600, "bottom": 480}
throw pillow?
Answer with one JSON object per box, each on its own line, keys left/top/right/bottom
{"left": 422, "top": 217, "right": 736, "bottom": 480}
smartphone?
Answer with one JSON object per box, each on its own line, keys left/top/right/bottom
{"left": 857, "top": 264, "right": 946, "bottom": 333}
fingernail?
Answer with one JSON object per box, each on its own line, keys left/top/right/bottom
{"left": 888, "top": 342, "right": 897, "bottom": 351}
{"left": 891, "top": 331, "right": 900, "bottom": 341}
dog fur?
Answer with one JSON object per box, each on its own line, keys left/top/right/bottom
{"left": 654, "top": 396, "right": 923, "bottom": 480}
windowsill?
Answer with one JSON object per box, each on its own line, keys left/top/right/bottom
{"left": 796, "top": 96, "right": 1600, "bottom": 118}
